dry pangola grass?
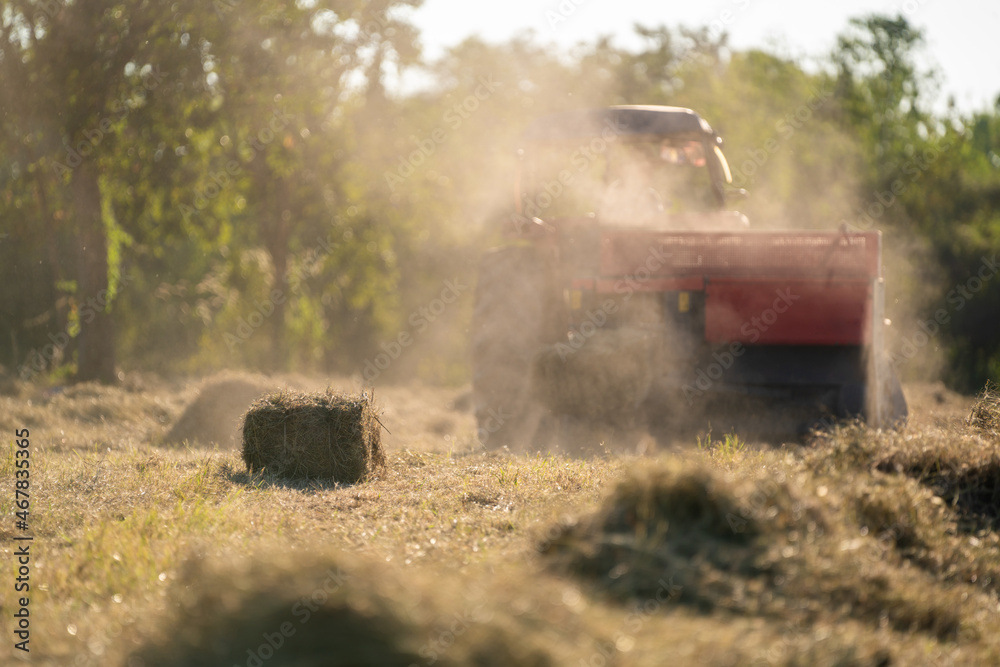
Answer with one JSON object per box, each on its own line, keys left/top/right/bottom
{"left": 241, "top": 388, "right": 385, "bottom": 482}
{"left": 807, "top": 419, "right": 1000, "bottom": 585}
{"left": 850, "top": 383, "right": 1000, "bottom": 531}
{"left": 870, "top": 422, "right": 1000, "bottom": 529}
{"left": 532, "top": 328, "right": 654, "bottom": 422}
{"left": 875, "top": 447, "right": 1000, "bottom": 530}
{"left": 968, "top": 381, "right": 1000, "bottom": 435}
{"left": 542, "top": 452, "right": 988, "bottom": 641}
{"left": 13, "top": 376, "right": 1000, "bottom": 666}
{"left": 129, "top": 550, "right": 553, "bottom": 667}
{"left": 541, "top": 459, "right": 800, "bottom": 613}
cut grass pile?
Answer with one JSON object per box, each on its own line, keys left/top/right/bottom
{"left": 542, "top": 460, "right": 805, "bottom": 613}
{"left": 968, "top": 381, "right": 1000, "bottom": 435}
{"left": 817, "top": 392, "right": 1000, "bottom": 532}
{"left": 241, "top": 389, "right": 385, "bottom": 482}
{"left": 542, "top": 441, "right": 999, "bottom": 646}
{"left": 0, "top": 440, "right": 623, "bottom": 666}
{"left": 162, "top": 372, "right": 273, "bottom": 447}
{"left": 129, "top": 550, "right": 553, "bottom": 667}
{"left": 2, "top": 377, "right": 1000, "bottom": 666}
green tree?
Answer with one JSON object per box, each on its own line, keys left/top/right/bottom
{"left": 0, "top": 0, "right": 224, "bottom": 382}
{"left": 832, "top": 14, "right": 937, "bottom": 189}
{"left": 832, "top": 14, "right": 1000, "bottom": 388}
{"left": 0, "top": 0, "right": 422, "bottom": 381}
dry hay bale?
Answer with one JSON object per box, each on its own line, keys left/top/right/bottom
{"left": 532, "top": 328, "right": 654, "bottom": 422}
{"left": 241, "top": 389, "right": 385, "bottom": 482}
{"left": 968, "top": 381, "right": 1000, "bottom": 435}
{"left": 163, "top": 373, "right": 273, "bottom": 446}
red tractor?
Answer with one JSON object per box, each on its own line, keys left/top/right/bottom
{"left": 472, "top": 106, "right": 906, "bottom": 449}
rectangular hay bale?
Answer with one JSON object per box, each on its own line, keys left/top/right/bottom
{"left": 241, "top": 389, "right": 385, "bottom": 482}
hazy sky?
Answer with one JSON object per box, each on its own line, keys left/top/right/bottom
{"left": 405, "top": 0, "right": 998, "bottom": 113}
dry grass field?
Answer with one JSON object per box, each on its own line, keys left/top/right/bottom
{"left": 1, "top": 374, "right": 999, "bottom": 666}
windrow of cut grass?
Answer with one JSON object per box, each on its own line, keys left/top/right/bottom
{"left": 1, "top": 376, "right": 998, "bottom": 666}
{"left": 544, "top": 442, "right": 998, "bottom": 647}
{"left": 967, "top": 382, "right": 1000, "bottom": 435}
{"left": 162, "top": 372, "right": 274, "bottom": 447}
{"left": 0, "top": 427, "right": 625, "bottom": 665}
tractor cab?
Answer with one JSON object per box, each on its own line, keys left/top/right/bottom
{"left": 513, "top": 105, "right": 746, "bottom": 231}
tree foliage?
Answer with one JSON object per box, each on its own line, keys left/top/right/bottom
{"left": 1, "top": 7, "right": 997, "bottom": 389}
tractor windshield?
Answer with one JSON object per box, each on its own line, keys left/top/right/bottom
{"left": 518, "top": 135, "right": 728, "bottom": 226}
{"left": 598, "top": 138, "right": 718, "bottom": 225}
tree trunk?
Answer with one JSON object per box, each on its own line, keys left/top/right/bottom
{"left": 261, "top": 176, "right": 291, "bottom": 371}
{"left": 270, "top": 237, "right": 287, "bottom": 370}
{"left": 72, "top": 162, "right": 117, "bottom": 383}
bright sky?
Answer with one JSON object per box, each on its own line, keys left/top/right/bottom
{"left": 405, "top": 0, "right": 999, "bottom": 113}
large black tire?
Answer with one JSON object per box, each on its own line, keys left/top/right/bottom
{"left": 471, "top": 246, "right": 558, "bottom": 449}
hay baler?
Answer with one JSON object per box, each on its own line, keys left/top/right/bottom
{"left": 472, "top": 106, "right": 906, "bottom": 447}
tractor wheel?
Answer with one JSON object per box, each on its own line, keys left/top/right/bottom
{"left": 471, "top": 246, "right": 558, "bottom": 449}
